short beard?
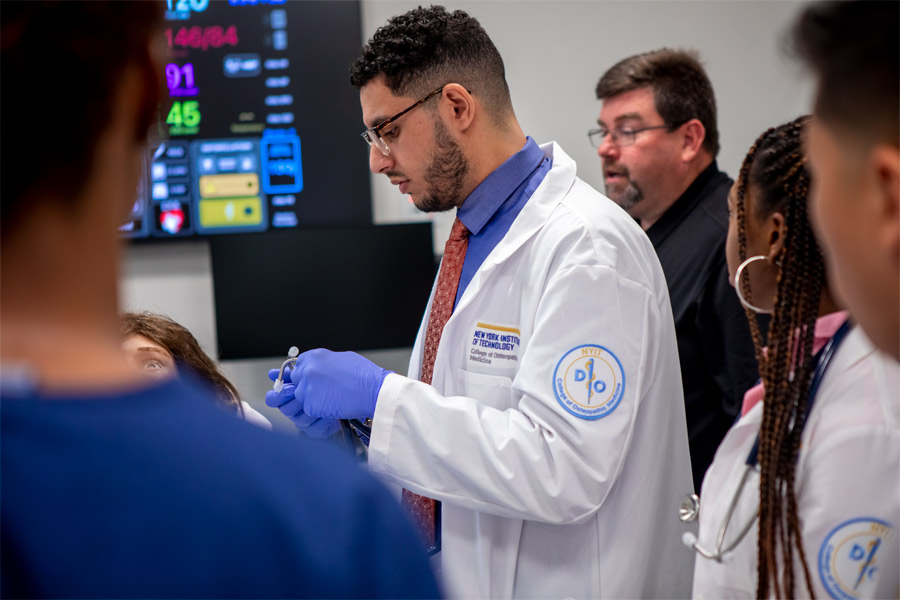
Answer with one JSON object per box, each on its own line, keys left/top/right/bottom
{"left": 612, "top": 180, "right": 643, "bottom": 212}
{"left": 416, "top": 119, "right": 469, "bottom": 213}
{"left": 603, "top": 164, "right": 643, "bottom": 212}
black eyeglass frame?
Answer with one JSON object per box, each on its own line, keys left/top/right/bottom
{"left": 587, "top": 121, "right": 688, "bottom": 148}
{"left": 361, "top": 87, "right": 445, "bottom": 156}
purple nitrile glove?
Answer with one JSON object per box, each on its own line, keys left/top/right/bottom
{"left": 290, "top": 348, "right": 391, "bottom": 421}
{"left": 265, "top": 367, "right": 340, "bottom": 439}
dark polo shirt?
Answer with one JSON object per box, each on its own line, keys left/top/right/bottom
{"left": 646, "top": 161, "right": 760, "bottom": 491}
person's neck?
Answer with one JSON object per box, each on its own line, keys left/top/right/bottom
{"left": 460, "top": 120, "right": 528, "bottom": 203}
{"left": 1, "top": 206, "right": 138, "bottom": 392}
{"left": 637, "top": 155, "right": 714, "bottom": 231}
{"left": 818, "top": 290, "right": 842, "bottom": 319}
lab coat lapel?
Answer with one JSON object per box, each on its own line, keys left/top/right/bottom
{"left": 410, "top": 142, "right": 577, "bottom": 383}
{"left": 453, "top": 141, "right": 576, "bottom": 314}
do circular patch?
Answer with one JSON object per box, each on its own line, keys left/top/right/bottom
{"left": 818, "top": 517, "right": 894, "bottom": 599}
{"left": 552, "top": 344, "right": 625, "bottom": 420}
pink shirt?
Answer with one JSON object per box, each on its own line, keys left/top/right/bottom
{"left": 740, "top": 311, "right": 850, "bottom": 416}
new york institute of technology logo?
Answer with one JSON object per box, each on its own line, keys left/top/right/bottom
{"left": 818, "top": 517, "right": 894, "bottom": 599}
{"left": 553, "top": 344, "right": 625, "bottom": 420}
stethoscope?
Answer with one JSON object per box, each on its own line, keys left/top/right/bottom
{"left": 273, "top": 347, "right": 372, "bottom": 447}
{"left": 680, "top": 318, "right": 853, "bottom": 563}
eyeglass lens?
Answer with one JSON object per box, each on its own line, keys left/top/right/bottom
{"left": 362, "top": 87, "right": 444, "bottom": 157}
{"left": 588, "top": 129, "right": 636, "bottom": 148}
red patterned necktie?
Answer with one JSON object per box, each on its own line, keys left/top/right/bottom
{"left": 402, "top": 216, "right": 469, "bottom": 552}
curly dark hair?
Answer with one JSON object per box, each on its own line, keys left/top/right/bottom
{"left": 120, "top": 312, "right": 242, "bottom": 414}
{"left": 734, "top": 116, "right": 823, "bottom": 598}
{"left": 595, "top": 48, "right": 719, "bottom": 158}
{"left": 350, "top": 5, "right": 513, "bottom": 123}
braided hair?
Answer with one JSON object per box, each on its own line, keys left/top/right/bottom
{"left": 734, "top": 115, "right": 823, "bottom": 598}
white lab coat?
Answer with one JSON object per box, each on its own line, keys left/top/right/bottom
{"left": 692, "top": 326, "right": 900, "bottom": 599}
{"left": 368, "top": 142, "right": 695, "bottom": 599}
{"left": 240, "top": 401, "right": 272, "bottom": 430}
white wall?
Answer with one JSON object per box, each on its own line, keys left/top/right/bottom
{"left": 120, "top": 0, "right": 814, "bottom": 432}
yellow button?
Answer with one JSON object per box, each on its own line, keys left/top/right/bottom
{"left": 198, "top": 173, "right": 259, "bottom": 198}
{"left": 199, "top": 197, "right": 263, "bottom": 227}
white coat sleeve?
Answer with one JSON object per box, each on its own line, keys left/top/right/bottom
{"left": 796, "top": 425, "right": 900, "bottom": 599}
{"left": 367, "top": 260, "right": 681, "bottom": 524}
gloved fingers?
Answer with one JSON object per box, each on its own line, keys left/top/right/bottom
{"left": 264, "top": 383, "right": 297, "bottom": 408}
{"left": 288, "top": 354, "right": 311, "bottom": 386}
{"left": 275, "top": 396, "right": 304, "bottom": 419}
{"left": 288, "top": 358, "right": 324, "bottom": 417}
{"left": 289, "top": 348, "right": 385, "bottom": 421}
{"left": 291, "top": 348, "right": 339, "bottom": 382}
{"left": 268, "top": 366, "right": 296, "bottom": 385}
{"left": 286, "top": 409, "right": 339, "bottom": 439}
{"left": 292, "top": 378, "right": 323, "bottom": 418}
{"left": 303, "top": 417, "right": 341, "bottom": 439}
{"left": 288, "top": 410, "right": 319, "bottom": 428}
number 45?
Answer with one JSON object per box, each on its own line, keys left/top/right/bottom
{"left": 167, "top": 101, "right": 201, "bottom": 128}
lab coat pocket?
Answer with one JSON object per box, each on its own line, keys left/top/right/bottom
{"left": 455, "top": 368, "right": 516, "bottom": 411}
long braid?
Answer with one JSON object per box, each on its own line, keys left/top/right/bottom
{"left": 735, "top": 116, "right": 822, "bottom": 598}
{"left": 735, "top": 136, "right": 770, "bottom": 370}
{"left": 778, "top": 157, "right": 821, "bottom": 597}
{"left": 734, "top": 129, "right": 777, "bottom": 598}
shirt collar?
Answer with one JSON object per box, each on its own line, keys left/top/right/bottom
{"left": 813, "top": 310, "right": 851, "bottom": 354}
{"left": 457, "top": 137, "right": 545, "bottom": 236}
{"left": 646, "top": 160, "right": 723, "bottom": 243}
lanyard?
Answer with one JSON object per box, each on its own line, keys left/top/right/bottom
{"left": 682, "top": 318, "right": 853, "bottom": 562}
{"left": 744, "top": 317, "right": 852, "bottom": 467}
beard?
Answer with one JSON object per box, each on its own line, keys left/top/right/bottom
{"left": 415, "top": 118, "right": 469, "bottom": 213}
{"left": 603, "top": 163, "right": 643, "bottom": 212}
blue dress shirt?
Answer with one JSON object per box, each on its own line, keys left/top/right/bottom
{"left": 454, "top": 137, "right": 550, "bottom": 307}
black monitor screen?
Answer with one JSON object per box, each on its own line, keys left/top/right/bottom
{"left": 122, "top": 0, "right": 371, "bottom": 240}
{"left": 210, "top": 223, "right": 437, "bottom": 359}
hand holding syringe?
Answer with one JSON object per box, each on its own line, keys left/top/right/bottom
{"left": 266, "top": 346, "right": 374, "bottom": 446}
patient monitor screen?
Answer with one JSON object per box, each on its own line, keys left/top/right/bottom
{"left": 122, "top": 0, "right": 371, "bottom": 239}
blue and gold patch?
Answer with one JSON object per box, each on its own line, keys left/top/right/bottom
{"left": 552, "top": 344, "right": 624, "bottom": 420}
{"left": 818, "top": 517, "right": 894, "bottom": 599}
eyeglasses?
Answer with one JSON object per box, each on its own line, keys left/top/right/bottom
{"left": 361, "top": 87, "right": 444, "bottom": 157}
{"left": 587, "top": 123, "right": 678, "bottom": 148}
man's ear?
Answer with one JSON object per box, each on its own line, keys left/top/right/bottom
{"left": 870, "top": 144, "right": 900, "bottom": 267}
{"left": 680, "top": 118, "right": 706, "bottom": 162}
{"left": 441, "top": 83, "right": 475, "bottom": 132}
